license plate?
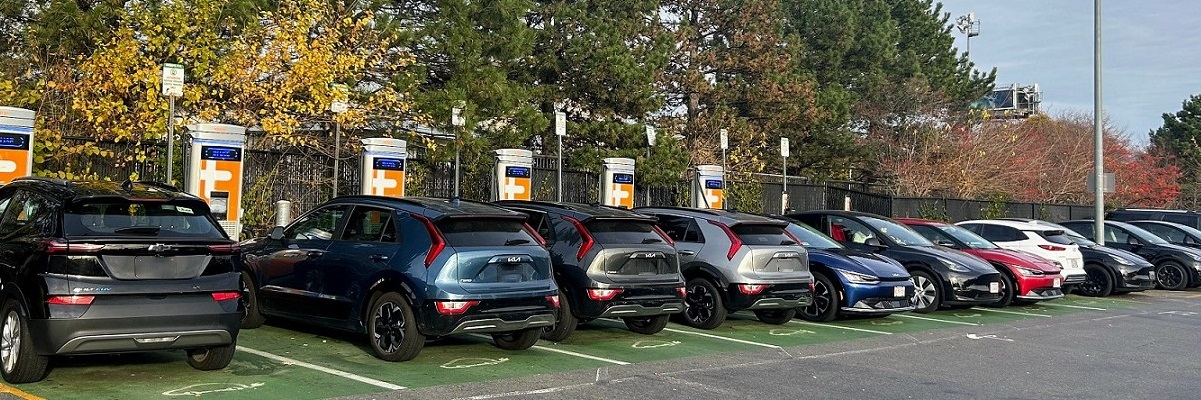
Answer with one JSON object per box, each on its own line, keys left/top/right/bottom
{"left": 1149, "top": 271, "right": 1156, "bottom": 280}
{"left": 893, "top": 286, "right": 906, "bottom": 298}
{"left": 989, "top": 282, "right": 1000, "bottom": 293}
{"left": 1053, "top": 278, "right": 1062, "bottom": 288}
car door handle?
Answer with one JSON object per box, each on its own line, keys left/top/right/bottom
{"left": 370, "top": 254, "right": 390, "bottom": 262}
{"left": 306, "top": 250, "right": 326, "bottom": 258}
{"left": 679, "top": 250, "right": 697, "bottom": 256}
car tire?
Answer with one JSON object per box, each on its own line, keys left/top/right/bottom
{"left": 491, "top": 328, "right": 541, "bottom": 351}
{"left": 1155, "top": 261, "right": 1190, "bottom": 291}
{"left": 541, "top": 292, "right": 577, "bottom": 342}
{"left": 1077, "top": 264, "right": 1115, "bottom": 297}
{"left": 240, "top": 271, "right": 266, "bottom": 329}
{"left": 909, "top": 270, "right": 941, "bottom": 314}
{"left": 186, "top": 343, "right": 236, "bottom": 370}
{"left": 677, "top": 278, "right": 727, "bottom": 330}
{"left": 754, "top": 309, "right": 796, "bottom": 325}
{"left": 985, "top": 271, "right": 1016, "bottom": 308}
{"left": 797, "top": 272, "right": 839, "bottom": 322}
{"left": 367, "top": 292, "right": 425, "bottom": 362}
{"left": 0, "top": 299, "right": 49, "bottom": 384}
{"left": 623, "top": 315, "right": 670, "bottom": 335}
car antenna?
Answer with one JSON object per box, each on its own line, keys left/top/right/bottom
{"left": 120, "top": 179, "right": 134, "bottom": 192}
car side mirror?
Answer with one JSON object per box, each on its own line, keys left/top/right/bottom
{"left": 936, "top": 239, "right": 956, "bottom": 248}
{"left": 269, "top": 226, "right": 285, "bottom": 241}
{"left": 864, "top": 237, "right": 888, "bottom": 251}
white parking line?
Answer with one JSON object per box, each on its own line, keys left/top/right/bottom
{"left": 789, "top": 320, "right": 893, "bottom": 335}
{"left": 531, "top": 345, "right": 631, "bottom": 365}
{"left": 971, "top": 307, "right": 1053, "bottom": 318}
{"left": 1046, "top": 303, "right": 1106, "bottom": 311}
{"left": 894, "top": 314, "right": 980, "bottom": 326}
{"left": 237, "top": 346, "right": 406, "bottom": 390}
{"left": 661, "top": 327, "right": 782, "bottom": 349}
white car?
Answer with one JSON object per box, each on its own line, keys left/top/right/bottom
{"left": 956, "top": 220, "right": 1088, "bottom": 289}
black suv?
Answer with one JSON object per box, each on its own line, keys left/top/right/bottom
{"left": 1108, "top": 209, "right": 1201, "bottom": 230}
{"left": 495, "top": 201, "right": 685, "bottom": 341}
{"left": 240, "top": 197, "right": 559, "bottom": 361}
{"left": 0, "top": 178, "right": 243, "bottom": 383}
{"left": 1060, "top": 220, "right": 1201, "bottom": 291}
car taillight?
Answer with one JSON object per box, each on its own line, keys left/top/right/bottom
{"left": 524, "top": 223, "right": 547, "bottom": 247}
{"left": 586, "top": 288, "right": 623, "bottom": 301}
{"left": 653, "top": 225, "right": 675, "bottom": 246}
{"left": 675, "top": 286, "right": 687, "bottom": 297}
{"left": 211, "top": 292, "right": 241, "bottom": 301}
{"left": 47, "top": 295, "right": 95, "bottom": 305}
{"left": 435, "top": 300, "right": 479, "bottom": 315}
{"left": 414, "top": 215, "right": 446, "bottom": 267}
{"left": 207, "top": 244, "right": 240, "bottom": 254}
{"left": 737, "top": 284, "right": 768, "bottom": 295}
{"left": 43, "top": 240, "right": 103, "bottom": 254}
{"left": 708, "top": 220, "right": 743, "bottom": 260}
{"left": 1038, "top": 245, "right": 1066, "bottom": 251}
{"left": 563, "top": 216, "right": 594, "bottom": 260}
{"left": 547, "top": 295, "right": 560, "bottom": 308}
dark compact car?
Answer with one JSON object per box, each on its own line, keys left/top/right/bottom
{"left": 0, "top": 178, "right": 243, "bottom": 383}
{"left": 636, "top": 207, "right": 813, "bottom": 330}
{"left": 774, "top": 218, "right": 914, "bottom": 322}
{"left": 494, "top": 201, "right": 685, "bottom": 341}
{"left": 1060, "top": 220, "right": 1201, "bottom": 291}
{"left": 1108, "top": 208, "right": 1201, "bottom": 230}
{"left": 1000, "top": 218, "right": 1156, "bottom": 297}
{"left": 786, "top": 211, "right": 1002, "bottom": 313}
{"left": 1127, "top": 220, "right": 1201, "bottom": 250}
{"left": 240, "top": 196, "right": 559, "bottom": 361}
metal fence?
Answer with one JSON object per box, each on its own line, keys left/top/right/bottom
{"left": 43, "top": 137, "right": 1094, "bottom": 237}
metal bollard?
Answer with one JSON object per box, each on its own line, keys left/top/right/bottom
{"left": 275, "top": 200, "right": 292, "bottom": 227}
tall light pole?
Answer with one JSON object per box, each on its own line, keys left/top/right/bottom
{"left": 451, "top": 103, "right": 466, "bottom": 198}
{"left": 956, "top": 12, "right": 981, "bottom": 57}
{"left": 330, "top": 83, "right": 349, "bottom": 199}
{"left": 1093, "top": 0, "right": 1105, "bottom": 243}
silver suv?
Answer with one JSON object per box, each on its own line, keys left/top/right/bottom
{"left": 636, "top": 207, "right": 813, "bottom": 329}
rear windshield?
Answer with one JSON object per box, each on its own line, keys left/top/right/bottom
{"left": 1034, "top": 230, "right": 1077, "bottom": 245}
{"left": 437, "top": 218, "right": 537, "bottom": 247}
{"left": 584, "top": 219, "right": 666, "bottom": 245}
{"left": 785, "top": 222, "right": 843, "bottom": 250}
{"left": 64, "top": 200, "right": 226, "bottom": 239}
{"left": 731, "top": 223, "right": 795, "bottom": 246}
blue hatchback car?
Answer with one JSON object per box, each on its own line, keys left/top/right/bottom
{"left": 239, "top": 196, "right": 559, "bottom": 361}
{"left": 780, "top": 219, "right": 914, "bottom": 321}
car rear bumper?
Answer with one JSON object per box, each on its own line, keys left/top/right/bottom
{"left": 577, "top": 286, "right": 686, "bottom": 318}
{"left": 421, "top": 297, "right": 558, "bottom": 336}
{"left": 30, "top": 296, "right": 241, "bottom": 355}
{"left": 842, "top": 280, "right": 914, "bottom": 313}
{"left": 1062, "top": 273, "right": 1088, "bottom": 285}
{"left": 726, "top": 283, "right": 813, "bottom": 311}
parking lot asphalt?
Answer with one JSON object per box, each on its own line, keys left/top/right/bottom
{"left": 5, "top": 291, "right": 1199, "bottom": 400}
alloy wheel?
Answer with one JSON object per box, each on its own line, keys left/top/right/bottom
{"left": 2, "top": 311, "right": 18, "bottom": 373}
{"left": 1158, "top": 265, "right": 1185, "bottom": 288}
{"left": 684, "top": 284, "right": 715, "bottom": 324}
{"left": 1079, "top": 270, "right": 1104, "bottom": 296}
{"left": 911, "top": 276, "right": 936, "bottom": 310}
{"left": 802, "top": 279, "right": 832, "bottom": 317}
{"left": 373, "top": 301, "right": 405, "bottom": 354}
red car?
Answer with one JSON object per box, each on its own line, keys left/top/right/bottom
{"left": 898, "top": 218, "right": 1064, "bottom": 307}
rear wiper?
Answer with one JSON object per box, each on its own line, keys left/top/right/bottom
{"left": 113, "top": 226, "right": 161, "bottom": 235}
{"left": 641, "top": 238, "right": 663, "bottom": 244}
{"left": 504, "top": 239, "right": 531, "bottom": 246}
{"left": 781, "top": 240, "right": 798, "bottom": 245}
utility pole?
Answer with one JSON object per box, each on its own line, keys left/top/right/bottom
{"left": 451, "top": 102, "right": 466, "bottom": 198}
{"left": 1093, "top": 0, "right": 1105, "bottom": 243}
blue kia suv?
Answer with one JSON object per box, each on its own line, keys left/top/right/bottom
{"left": 778, "top": 218, "right": 914, "bottom": 321}
{"left": 240, "top": 196, "right": 559, "bottom": 361}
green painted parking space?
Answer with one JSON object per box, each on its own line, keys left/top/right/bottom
{"left": 8, "top": 294, "right": 1127, "bottom": 399}
{"left": 14, "top": 348, "right": 384, "bottom": 400}
{"left": 235, "top": 325, "right": 612, "bottom": 389}
{"left": 541, "top": 321, "right": 765, "bottom": 363}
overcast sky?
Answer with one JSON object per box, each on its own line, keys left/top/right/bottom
{"left": 937, "top": 0, "right": 1201, "bottom": 146}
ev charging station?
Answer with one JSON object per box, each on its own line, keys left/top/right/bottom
{"left": 0, "top": 107, "right": 35, "bottom": 185}
{"left": 360, "top": 138, "right": 407, "bottom": 197}
{"left": 600, "top": 157, "right": 635, "bottom": 209}
{"left": 185, "top": 123, "right": 247, "bottom": 238}
{"left": 693, "top": 165, "right": 725, "bottom": 210}
{"left": 493, "top": 148, "right": 533, "bottom": 201}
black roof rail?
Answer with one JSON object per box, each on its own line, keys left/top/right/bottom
{"left": 13, "top": 176, "right": 70, "bottom": 187}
